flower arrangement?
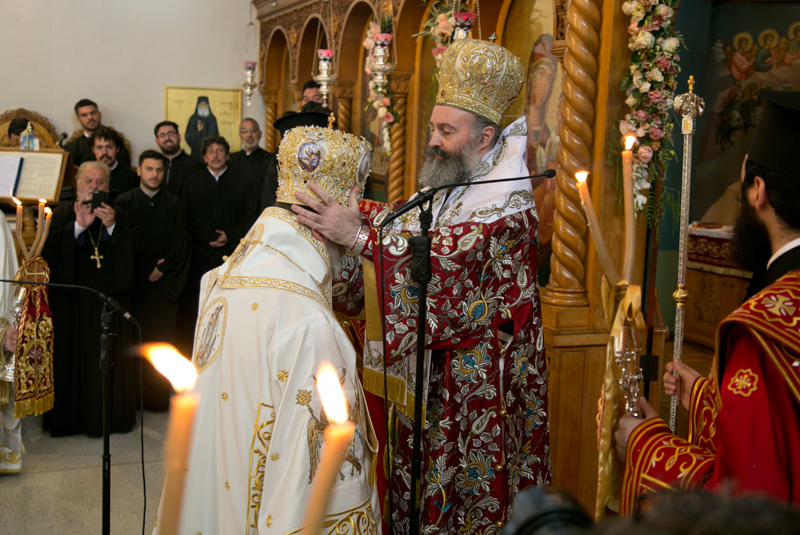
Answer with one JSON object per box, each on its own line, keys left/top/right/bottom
{"left": 618, "top": 0, "right": 683, "bottom": 222}
{"left": 363, "top": 16, "right": 395, "bottom": 156}
{"left": 414, "top": 1, "right": 458, "bottom": 66}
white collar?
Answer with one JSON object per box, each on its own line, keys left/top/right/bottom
{"left": 208, "top": 166, "right": 227, "bottom": 181}
{"left": 140, "top": 186, "right": 160, "bottom": 198}
{"left": 767, "top": 236, "right": 800, "bottom": 269}
{"left": 109, "top": 160, "right": 118, "bottom": 172}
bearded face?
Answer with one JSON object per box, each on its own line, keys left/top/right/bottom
{"left": 418, "top": 135, "right": 482, "bottom": 189}
{"left": 197, "top": 102, "right": 210, "bottom": 118}
{"left": 730, "top": 183, "right": 773, "bottom": 272}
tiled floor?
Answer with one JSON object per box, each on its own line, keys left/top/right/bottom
{"left": 658, "top": 339, "right": 716, "bottom": 440}
{"left": 0, "top": 411, "right": 168, "bottom": 534}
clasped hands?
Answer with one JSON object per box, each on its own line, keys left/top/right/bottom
{"left": 614, "top": 359, "right": 702, "bottom": 460}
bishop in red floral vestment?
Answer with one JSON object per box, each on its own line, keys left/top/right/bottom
{"left": 617, "top": 90, "right": 800, "bottom": 513}
{"left": 293, "top": 38, "right": 551, "bottom": 534}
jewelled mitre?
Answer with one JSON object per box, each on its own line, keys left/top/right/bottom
{"left": 436, "top": 38, "right": 525, "bottom": 125}
{"left": 276, "top": 123, "right": 373, "bottom": 207}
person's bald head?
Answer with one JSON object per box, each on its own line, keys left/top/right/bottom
{"left": 239, "top": 118, "right": 262, "bottom": 152}
{"left": 76, "top": 161, "right": 110, "bottom": 201}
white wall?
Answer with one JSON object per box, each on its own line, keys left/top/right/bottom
{"left": 0, "top": 0, "right": 265, "bottom": 161}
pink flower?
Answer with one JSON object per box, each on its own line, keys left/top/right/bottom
{"left": 656, "top": 56, "right": 671, "bottom": 71}
{"left": 648, "top": 89, "right": 665, "bottom": 102}
{"left": 364, "top": 67, "right": 372, "bottom": 76}
{"left": 628, "top": 23, "right": 639, "bottom": 35}
{"left": 370, "top": 24, "right": 381, "bottom": 35}
{"left": 649, "top": 127, "right": 665, "bottom": 140}
{"left": 637, "top": 145, "right": 654, "bottom": 163}
{"left": 369, "top": 53, "right": 376, "bottom": 63}
{"left": 384, "top": 112, "right": 395, "bottom": 124}
{"left": 381, "top": 97, "right": 391, "bottom": 106}
{"left": 634, "top": 109, "right": 649, "bottom": 121}
{"left": 432, "top": 44, "right": 448, "bottom": 58}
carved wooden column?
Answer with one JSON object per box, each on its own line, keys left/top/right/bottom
{"left": 387, "top": 74, "right": 411, "bottom": 204}
{"left": 543, "top": 0, "right": 602, "bottom": 308}
{"left": 262, "top": 90, "right": 279, "bottom": 152}
{"left": 334, "top": 83, "right": 354, "bottom": 133}
{"left": 292, "top": 83, "right": 303, "bottom": 112}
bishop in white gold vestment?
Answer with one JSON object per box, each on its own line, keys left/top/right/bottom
{"left": 153, "top": 207, "right": 380, "bottom": 534}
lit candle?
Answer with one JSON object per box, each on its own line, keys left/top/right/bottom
{"left": 34, "top": 207, "right": 52, "bottom": 257}
{"left": 144, "top": 344, "right": 199, "bottom": 535}
{"left": 301, "top": 363, "right": 356, "bottom": 535}
{"left": 29, "top": 199, "right": 46, "bottom": 257}
{"left": 575, "top": 171, "right": 620, "bottom": 285}
{"left": 621, "top": 135, "right": 637, "bottom": 283}
{"left": 11, "top": 196, "right": 28, "bottom": 259}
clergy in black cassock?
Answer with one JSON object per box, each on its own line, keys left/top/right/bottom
{"left": 91, "top": 127, "right": 139, "bottom": 195}
{"left": 229, "top": 118, "right": 277, "bottom": 208}
{"left": 117, "top": 150, "right": 189, "bottom": 410}
{"left": 178, "top": 135, "right": 259, "bottom": 354}
{"left": 41, "top": 161, "right": 140, "bottom": 437}
{"left": 63, "top": 99, "right": 132, "bottom": 168}
{"left": 154, "top": 120, "right": 205, "bottom": 197}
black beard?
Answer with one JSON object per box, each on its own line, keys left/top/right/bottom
{"left": 160, "top": 144, "right": 180, "bottom": 156}
{"left": 730, "top": 196, "right": 772, "bottom": 272}
{"left": 418, "top": 140, "right": 480, "bottom": 189}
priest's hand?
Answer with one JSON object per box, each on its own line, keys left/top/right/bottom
{"left": 149, "top": 266, "right": 164, "bottom": 282}
{"left": 94, "top": 203, "right": 116, "bottom": 229}
{"left": 75, "top": 199, "right": 96, "bottom": 228}
{"left": 664, "top": 359, "right": 701, "bottom": 410}
{"left": 3, "top": 326, "right": 17, "bottom": 353}
{"left": 292, "top": 184, "right": 363, "bottom": 246}
{"left": 615, "top": 397, "right": 659, "bottom": 460}
{"left": 210, "top": 230, "right": 228, "bottom": 247}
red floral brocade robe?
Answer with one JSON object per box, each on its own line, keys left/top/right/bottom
{"left": 620, "top": 272, "right": 800, "bottom": 513}
{"left": 334, "top": 198, "right": 551, "bottom": 534}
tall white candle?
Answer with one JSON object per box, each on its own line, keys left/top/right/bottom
{"left": 576, "top": 171, "right": 620, "bottom": 285}
{"left": 621, "top": 135, "right": 637, "bottom": 283}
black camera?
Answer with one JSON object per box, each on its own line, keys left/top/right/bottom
{"left": 502, "top": 487, "right": 593, "bottom": 535}
{"left": 89, "top": 189, "right": 117, "bottom": 211}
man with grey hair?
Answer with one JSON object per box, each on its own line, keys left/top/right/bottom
{"left": 228, "top": 117, "right": 276, "bottom": 205}
{"left": 41, "top": 161, "right": 139, "bottom": 437}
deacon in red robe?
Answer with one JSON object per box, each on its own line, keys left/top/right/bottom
{"left": 616, "top": 89, "right": 800, "bottom": 512}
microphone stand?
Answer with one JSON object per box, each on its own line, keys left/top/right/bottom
{"left": 376, "top": 169, "right": 554, "bottom": 535}
{"left": 0, "top": 278, "right": 137, "bottom": 535}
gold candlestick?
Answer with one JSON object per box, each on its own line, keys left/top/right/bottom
{"left": 669, "top": 76, "right": 705, "bottom": 433}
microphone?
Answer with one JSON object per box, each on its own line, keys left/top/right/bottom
{"left": 380, "top": 169, "right": 555, "bottom": 229}
{"left": 0, "top": 278, "right": 138, "bottom": 325}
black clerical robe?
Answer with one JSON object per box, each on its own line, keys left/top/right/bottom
{"left": 260, "top": 157, "right": 280, "bottom": 211}
{"left": 229, "top": 146, "right": 276, "bottom": 198}
{"left": 117, "top": 187, "right": 189, "bottom": 410}
{"left": 110, "top": 162, "right": 139, "bottom": 195}
{"left": 745, "top": 244, "right": 800, "bottom": 300}
{"left": 63, "top": 130, "right": 131, "bottom": 168}
{"left": 163, "top": 150, "right": 205, "bottom": 198}
{"left": 178, "top": 167, "right": 259, "bottom": 354}
{"left": 41, "top": 202, "right": 140, "bottom": 436}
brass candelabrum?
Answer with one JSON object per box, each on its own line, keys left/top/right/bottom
{"left": 243, "top": 61, "right": 257, "bottom": 107}
{"left": 368, "top": 35, "right": 393, "bottom": 97}
{"left": 669, "top": 76, "right": 705, "bottom": 432}
{"left": 313, "top": 50, "right": 336, "bottom": 108}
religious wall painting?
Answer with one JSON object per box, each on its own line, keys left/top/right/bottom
{"left": 693, "top": 4, "right": 800, "bottom": 222}
{"left": 357, "top": 153, "right": 371, "bottom": 185}
{"left": 501, "top": 0, "right": 564, "bottom": 282}
{"left": 164, "top": 86, "right": 242, "bottom": 162}
{"left": 194, "top": 296, "right": 228, "bottom": 372}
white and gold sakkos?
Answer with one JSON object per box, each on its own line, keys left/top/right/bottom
{"left": 276, "top": 123, "right": 373, "bottom": 208}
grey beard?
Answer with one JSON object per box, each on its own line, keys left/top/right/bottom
{"left": 197, "top": 106, "right": 210, "bottom": 118}
{"left": 418, "top": 141, "right": 482, "bottom": 189}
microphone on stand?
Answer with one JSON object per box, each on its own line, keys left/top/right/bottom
{"left": 0, "top": 278, "right": 137, "bottom": 325}
{"left": 380, "top": 168, "right": 556, "bottom": 229}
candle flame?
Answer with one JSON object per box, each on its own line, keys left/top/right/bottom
{"left": 44, "top": 207, "right": 51, "bottom": 215}
{"left": 316, "top": 363, "right": 348, "bottom": 425}
{"left": 575, "top": 171, "right": 589, "bottom": 184}
{"left": 143, "top": 343, "right": 197, "bottom": 393}
{"left": 11, "top": 195, "right": 21, "bottom": 206}
{"left": 39, "top": 199, "right": 46, "bottom": 204}
{"left": 624, "top": 135, "right": 636, "bottom": 150}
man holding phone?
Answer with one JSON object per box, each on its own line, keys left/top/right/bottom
{"left": 41, "top": 161, "right": 139, "bottom": 437}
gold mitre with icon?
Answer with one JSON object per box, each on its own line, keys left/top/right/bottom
{"left": 276, "top": 119, "right": 373, "bottom": 208}
{"left": 436, "top": 38, "right": 525, "bottom": 126}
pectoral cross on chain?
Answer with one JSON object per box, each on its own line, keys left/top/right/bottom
{"left": 91, "top": 248, "right": 104, "bottom": 269}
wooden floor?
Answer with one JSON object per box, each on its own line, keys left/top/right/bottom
{"left": 656, "top": 339, "right": 715, "bottom": 439}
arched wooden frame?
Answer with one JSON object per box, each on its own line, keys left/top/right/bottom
{"left": 336, "top": 1, "right": 376, "bottom": 135}
{"left": 261, "top": 27, "right": 289, "bottom": 151}
{"left": 296, "top": 15, "right": 330, "bottom": 86}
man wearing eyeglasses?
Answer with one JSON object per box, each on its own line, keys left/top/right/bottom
{"left": 228, "top": 118, "right": 277, "bottom": 209}
{"left": 154, "top": 120, "right": 204, "bottom": 197}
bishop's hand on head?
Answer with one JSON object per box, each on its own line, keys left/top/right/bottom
{"left": 292, "top": 183, "right": 363, "bottom": 246}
